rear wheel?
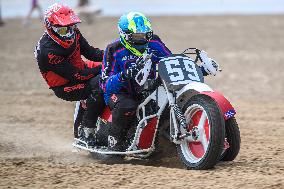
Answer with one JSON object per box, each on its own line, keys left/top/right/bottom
{"left": 220, "top": 117, "right": 240, "bottom": 161}
{"left": 177, "top": 95, "right": 225, "bottom": 170}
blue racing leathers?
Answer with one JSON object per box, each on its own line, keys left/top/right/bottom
{"left": 101, "top": 34, "right": 172, "bottom": 103}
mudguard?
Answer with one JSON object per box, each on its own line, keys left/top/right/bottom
{"left": 201, "top": 91, "right": 236, "bottom": 120}
{"left": 176, "top": 82, "right": 236, "bottom": 120}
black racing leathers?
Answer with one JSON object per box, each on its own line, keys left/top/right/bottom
{"left": 35, "top": 29, "right": 103, "bottom": 100}
{"left": 35, "top": 29, "right": 105, "bottom": 126}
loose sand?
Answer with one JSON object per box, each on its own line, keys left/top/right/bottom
{"left": 0, "top": 15, "right": 283, "bottom": 188}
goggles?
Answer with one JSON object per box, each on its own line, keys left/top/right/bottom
{"left": 52, "top": 25, "right": 76, "bottom": 37}
{"left": 124, "top": 31, "right": 153, "bottom": 44}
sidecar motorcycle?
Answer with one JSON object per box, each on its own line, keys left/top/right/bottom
{"left": 73, "top": 48, "right": 240, "bottom": 170}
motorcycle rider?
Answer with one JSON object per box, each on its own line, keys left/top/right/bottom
{"left": 100, "top": 12, "right": 172, "bottom": 151}
{"left": 34, "top": 3, "right": 105, "bottom": 145}
{"left": 101, "top": 12, "right": 219, "bottom": 151}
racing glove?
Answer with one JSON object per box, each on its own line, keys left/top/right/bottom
{"left": 120, "top": 65, "right": 139, "bottom": 81}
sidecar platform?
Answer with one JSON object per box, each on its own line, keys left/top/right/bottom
{"left": 72, "top": 138, "right": 151, "bottom": 155}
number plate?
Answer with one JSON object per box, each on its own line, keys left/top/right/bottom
{"left": 158, "top": 54, "right": 204, "bottom": 86}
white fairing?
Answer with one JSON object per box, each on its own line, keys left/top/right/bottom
{"left": 199, "top": 50, "right": 219, "bottom": 76}
{"left": 135, "top": 55, "right": 153, "bottom": 86}
{"left": 148, "top": 86, "right": 168, "bottom": 109}
{"left": 176, "top": 81, "right": 213, "bottom": 99}
{"left": 137, "top": 86, "right": 168, "bottom": 119}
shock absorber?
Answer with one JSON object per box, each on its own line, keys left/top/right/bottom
{"left": 173, "top": 104, "right": 187, "bottom": 129}
{"left": 172, "top": 104, "right": 194, "bottom": 140}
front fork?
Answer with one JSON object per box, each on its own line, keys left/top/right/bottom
{"left": 169, "top": 105, "right": 197, "bottom": 144}
{"left": 163, "top": 82, "right": 196, "bottom": 145}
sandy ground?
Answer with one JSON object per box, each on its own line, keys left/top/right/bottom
{"left": 0, "top": 15, "right": 284, "bottom": 188}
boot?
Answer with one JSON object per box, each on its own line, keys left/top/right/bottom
{"left": 81, "top": 112, "right": 97, "bottom": 147}
{"left": 79, "top": 93, "right": 103, "bottom": 147}
{"left": 82, "top": 127, "right": 97, "bottom": 147}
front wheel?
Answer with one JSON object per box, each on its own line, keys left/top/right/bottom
{"left": 177, "top": 95, "right": 225, "bottom": 170}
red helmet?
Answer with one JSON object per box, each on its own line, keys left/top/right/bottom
{"left": 44, "top": 3, "right": 81, "bottom": 48}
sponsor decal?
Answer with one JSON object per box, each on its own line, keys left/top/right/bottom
{"left": 122, "top": 54, "right": 137, "bottom": 61}
{"left": 225, "top": 109, "right": 236, "bottom": 119}
{"left": 108, "top": 135, "right": 117, "bottom": 148}
{"left": 110, "top": 94, "right": 118, "bottom": 103}
{"left": 48, "top": 53, "right": 64, "bottom": 64}
{"left": 74, "top": 73, "right": 94, "bottom": 80}
{"left": 64, "top": 84, "right": 85, "bottom": 92}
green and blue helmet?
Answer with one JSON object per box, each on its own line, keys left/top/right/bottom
{"left": 118, "top": 12, "right": 153, "bottom": 57}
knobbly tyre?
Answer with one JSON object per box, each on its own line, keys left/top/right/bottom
{"left": 73, "top": 48, "right": 241, "bottom": 170}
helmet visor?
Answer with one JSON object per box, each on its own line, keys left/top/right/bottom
{"left": 128, "top": 31, "right": 153, "bottom": 45}
{"left": 52, "top": 25, "right": 76, "bottom": 37}
{"left": 132, "top": 33, "right": 147, "bottom": 41}
{"left": 131, "top": 32, "right": 152, "bottom": 44}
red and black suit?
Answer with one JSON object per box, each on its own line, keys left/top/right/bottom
{"left": 35, "top": 29, "right": 105, "bottom": 125}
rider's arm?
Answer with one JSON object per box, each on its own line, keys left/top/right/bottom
{"left": 149, "top": 35, "right": 172, "bottom": 59}
{"left": 101, "top": 44, "right": 126, "bottom": 95}
{"left": 148, "top": 35, "right": 172, "bottom": 78}
{"left": 42, "top": 49, "right": 101, "bottom": 83}
{"left": 150, "top": 35, "right": 208, "bottom": 76}
{"left": 78, "top": 30, "right": 104, "bottom": 62}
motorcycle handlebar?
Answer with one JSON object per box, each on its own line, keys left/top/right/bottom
{"left": 181, "top": 48, "right": 202, "bottom": 63}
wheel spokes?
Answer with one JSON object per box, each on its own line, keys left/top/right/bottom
{"left": 191, "top": 110, "right": 210, "bottom": 154}
{"left": 184, "top": 105, "right": 211, "bottom": 161}
{"left": 197, "top": 110, "right": 207, "bottom": 131}
{"left": 197, "top": 111, "right": 209, "bottom": 152}
{"left": 200, "top": 130, "right": 209, "bottom": 152}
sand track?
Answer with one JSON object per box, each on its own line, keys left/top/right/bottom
{"left": 0, "top": 15, "right": 283, "bottom": 188}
